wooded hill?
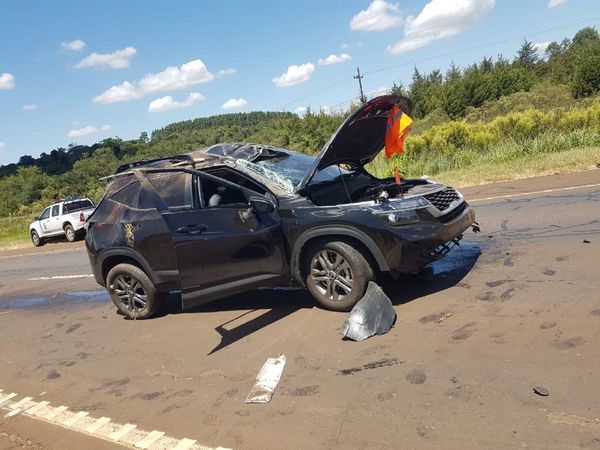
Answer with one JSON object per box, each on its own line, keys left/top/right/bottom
{"left": 1, "top": 27, "right": 599, "bottom": 218}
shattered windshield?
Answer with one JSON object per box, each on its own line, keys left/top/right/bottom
{"left": 239, "top": 149, "right": 350, "bottom": 193}
{"left": 238, "top": 150, "right": 315, "bottom": 193}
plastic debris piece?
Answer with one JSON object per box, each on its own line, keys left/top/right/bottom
{"left": 583, "top": 239, "right": 591, "bottom": 244}
{"left": 438, "top": 312, "right": 453, "bottom": 323}
{"left": 245, "top": 354, "right": 286, "bottom": 404}
{"left": 340, "top": 282, "right": 396, "bottom": 342}
{"left": 533, "top": 386, "right": 549, "bottom": 396}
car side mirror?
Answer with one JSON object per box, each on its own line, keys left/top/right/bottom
{"left": 249, "top": 197, "right": 275, "bottom": 214}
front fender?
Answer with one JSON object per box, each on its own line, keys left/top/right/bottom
{"left": 290, "top": 225, "right": 390, "bottom": 285}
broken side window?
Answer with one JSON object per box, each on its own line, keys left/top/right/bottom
{"left": 200, "top": 177, "right": 247, "bottom": 208}
{"left": 111, "top": 181, "right": 141, "bottom": 208}
{"left": 146, "top": 172, "right": 193, "bottom": 209}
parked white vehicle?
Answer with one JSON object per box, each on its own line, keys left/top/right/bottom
{"left": 29, "top": 197, "right": 95, "bottom": 247}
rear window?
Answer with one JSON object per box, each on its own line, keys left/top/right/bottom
{"left": 64, "top": 199, "right": 94, "bottom": 213}
{"left": 147, "top": 172, "right": 193, "bottom": 209}
{"left": 111, "top": 181, "right": 141, "bottom": 207}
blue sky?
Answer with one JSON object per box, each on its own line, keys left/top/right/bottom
{"left": 1, "top": 0, "right": 599, "bottom": 165}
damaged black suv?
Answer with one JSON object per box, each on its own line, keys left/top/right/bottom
{"left": 86, "top": 95, "right": 475, "bottom": 319}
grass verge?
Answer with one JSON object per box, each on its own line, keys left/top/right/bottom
{"left": 0, "top": 216, "right": 34, "bottom": 251}
{"left": 433, "top": 146, "right": 600, "bottom": 187}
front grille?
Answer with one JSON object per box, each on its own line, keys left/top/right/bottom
{"left": 424, "top": 187, "right": 460, "bottom": 211}
{"left": 439, "top": 202, "right": 466, "bottom": 223}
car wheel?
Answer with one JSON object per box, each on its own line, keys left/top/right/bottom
{"left": 31, "top": 230, "right": 44, "bottom": 247}
{"left": 64, "top": 224, "right": 76, "bottom": 242}
{"left": 304, "top": 240, "right": 374, "bottom": 312}
{"left": 106, "top": 263, "right": 163, "bottom": 319}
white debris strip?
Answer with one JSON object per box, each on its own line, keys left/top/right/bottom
{"left": 28, "top": 274, "right": 94, "bottom": 281}
{"left": 246, "top": 354, "right": 287, "bottom": 403}
{"left": 0, "top": 388, "right": 228, "bottom": 449}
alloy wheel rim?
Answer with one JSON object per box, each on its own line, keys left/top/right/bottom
{"left": 32, "top": 233, "right": 39, "bottom": 244}
{"left": 310, "top": 249, "right": 353, "bottom": 302}
{"left": 111, "top": 275, "right": 147, "bottom": 312}
{"left": 67, "top": 229, "right": 74, "bottom": 240}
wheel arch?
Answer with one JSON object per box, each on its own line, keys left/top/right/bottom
{"left": 99, "top": 249, "right": 157, "bottom": 286}
{"left": 62, "top": 221, "right": 73, "bottom": 230}
{"left": 291, "top": 226, "right": 389, "bottom": 286}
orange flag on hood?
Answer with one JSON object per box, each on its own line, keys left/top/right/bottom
{"left": 385, "top": 105, "right": 413, "bottom": 159}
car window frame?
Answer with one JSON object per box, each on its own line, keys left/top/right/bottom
{"left": 135, "top": 167, "right": 271, "bottom": 212}
{"left": 40, "top": 207, "right": 51, "bottom": 220}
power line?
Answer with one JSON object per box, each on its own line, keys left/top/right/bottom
{"left": 271, "top": 14, "right": 600, "bottom": 112}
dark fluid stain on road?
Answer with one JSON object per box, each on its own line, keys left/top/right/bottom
{"left": 428, "top": 242, "right": 482, "bottom": 276}
{"left": 406, "top": 369, "right": 427, "bottom": 384}
{"left": 338, "top": 358, "right": 401, "bottom": 376}
{"left": 1, "top": 290, "right": 109, "bottom": 310}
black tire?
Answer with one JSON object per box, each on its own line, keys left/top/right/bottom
{"left": 31, "top": 230, "right": 44, "bottom": 247}
{"left": 64, "top": 224, "right": 76, "bottom": 242}
{"left": 106, "top": 263, "right": 163, "bottom": 319}
{"left": 304, "top": 240, "right": 374, "bottom": 312}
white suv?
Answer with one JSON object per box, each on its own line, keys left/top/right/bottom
{"left": 29, "top": 198, "right": 95, "bottom": 246}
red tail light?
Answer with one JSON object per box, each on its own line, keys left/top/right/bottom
{"left": 80, "top": 213, "right": 85, "bottom": 222}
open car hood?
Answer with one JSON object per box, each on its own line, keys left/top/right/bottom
{"left": 296, "top": 94, "right": 412, "bottom": 193}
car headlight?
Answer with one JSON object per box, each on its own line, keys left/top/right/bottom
{"left": 372, "top": 197, "right": 428, "bottom": 226}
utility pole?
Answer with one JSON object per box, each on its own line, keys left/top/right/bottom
{"left": 354, "top": 67, "right": 367, "bottom": 104}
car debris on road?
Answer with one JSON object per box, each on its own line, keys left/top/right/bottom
{"left": 246, "top": 354, "right": 287, "bottom": 404}
{"left": 341, "top": 282, "right": 396, "bottom": 341}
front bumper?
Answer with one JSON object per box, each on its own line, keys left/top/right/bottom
{"left": 385, "top": 203, "right": 476, "bottom": 274}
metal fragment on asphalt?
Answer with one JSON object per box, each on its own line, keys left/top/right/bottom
{"left": 245, "top": 354, "right": 286, "bottom": 404}
{"left": 340, "top": 282, "right": 396, "bottom": 342}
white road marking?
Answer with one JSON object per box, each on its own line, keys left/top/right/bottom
{"left": 28, "top": 274, "right": 94, "bottom": 281}
{"left": 44, "top": 405, "right": 68, "bottom": 420}
{"left": 0, "top": 393, "right": 17, "bottom": 407}
{"left": 85, "top": 416, "right": 111, "bottom": 434}
{"left": 63, "top": 410, "right": 89, "bottom": 427}
{"left": 174, "top": 438, "right": 198, "bottom": 450}
{"left": 468, "top": 182, "right": 600, "bottom": 203}
{"left": 25, "top": 400, "right": 49, "bottom": 415}
{"left": 109, "top": 423, "right": 137, "bottom": 442}
{"left": 135, "top": 430, "right": 165, "bottom": 449}
{"left": 4, "top": 408, "right": 22, "bottom": 418}
{"left": 0, "top": 389, "right": 226, "bottom": 450}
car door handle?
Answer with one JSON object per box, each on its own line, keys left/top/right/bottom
{"left": 177, "top": 224, "right": 207, "bottom": 234}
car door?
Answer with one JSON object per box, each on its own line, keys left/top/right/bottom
{"left": 143, "top": 169, "right": 288, "bottom": 309}
{"left": 47, "top": 204, "right": 62, "bottom": 234}
{"left": 38, "top": 207, "right": 52, "bottom": 235}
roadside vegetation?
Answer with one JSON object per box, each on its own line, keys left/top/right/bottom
{"left": 0, "top": 27, "right": 599, "bottom": 246}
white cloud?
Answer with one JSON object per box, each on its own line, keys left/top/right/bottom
{"left": 548, "top": 0, "right": 568, "bottom": 7}
{"left": 93, "top": 59, "right": 215, "bottom": 104}
{"left": 340, "top": 43, "right": 349, "bottom": 50}
{"left": 93, "top": 81, "right": 142, "bottom": 104}
{"left": 0, "top": 73, "right": 15, "bottom": 89}
{"left": 60, "top": 39, "right": 86, "bottom": 52}
{"left": 76, "top": 47, "right": 137, "bottom": 69}
{"left": 273, "top": 63, "right": 316, "bottom": 87}
{"left": 294, "top": 106, "right": 308, "bottom": 116}
{"left": 22, "top": 104, "right": 38, "bottom": 111}
{"left": 387, "top": 0, "right": 495, "bottom": 55}
{"left": 148, "top": 92, "right": 205, "bottom": 113}
{"left": 350, "top": 0, "right": 403, "bottom": 32}
{"left": 222, "top": 97, "right": 248, "bottom": 110}
{"left": 0, "top": 142, "right": 5, "bottom": 150}
{"left": 533, "top": 41, "right": 551, "bottom": 54}
{"left": 318, "top": 53, "right": 352, "bottom": 66}
{"left": 367, "top": 86, "right": 390, "bottom": 98}
{"left": 216, "top": 68, "right": 236, "bottom": 77}
{"left": 67, "top": 124, "right": 111, "bottom": 138}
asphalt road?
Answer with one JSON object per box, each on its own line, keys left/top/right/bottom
{"left": 0, "top": 170, "right": 599, "bottom": 450}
